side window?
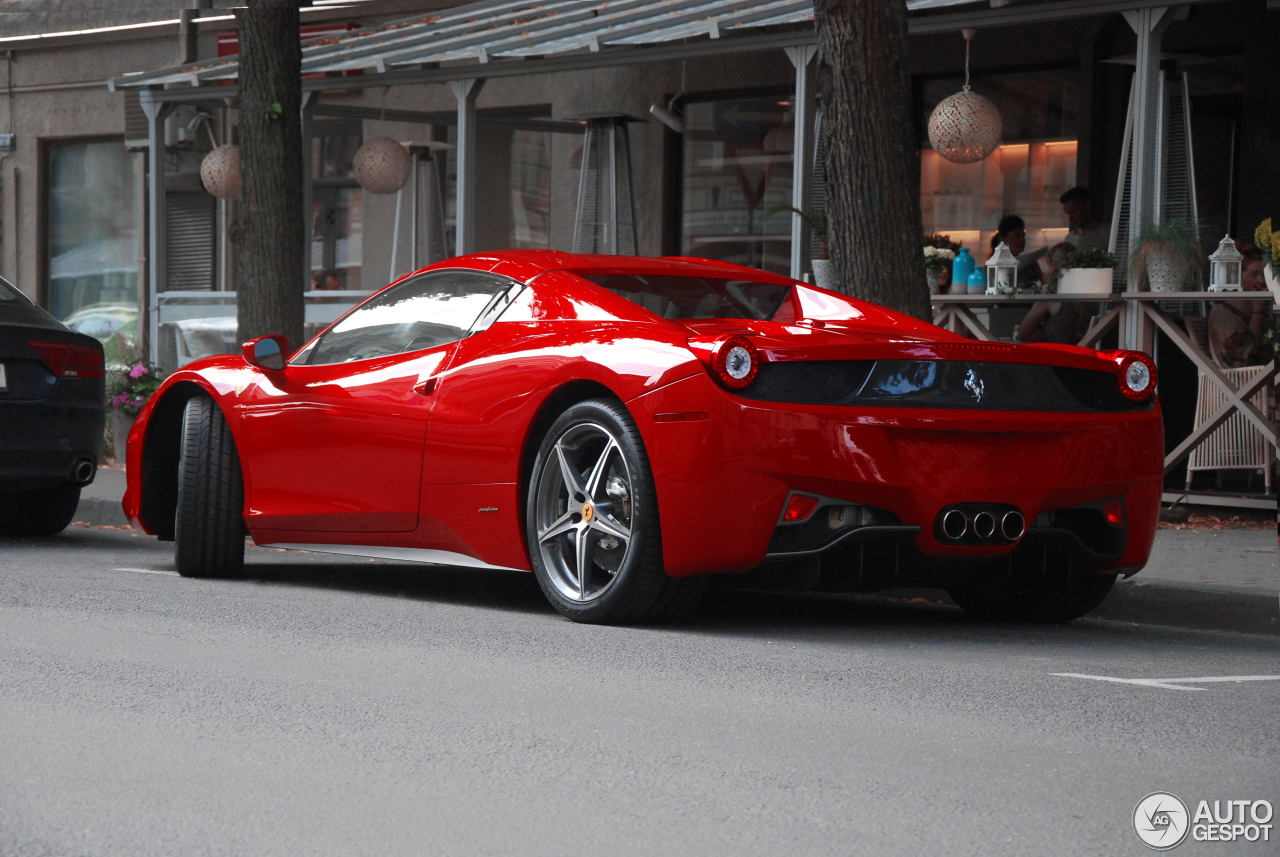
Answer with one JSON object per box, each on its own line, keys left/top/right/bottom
{"left": 302, "top": 270, "right": 515, "bottom": 365}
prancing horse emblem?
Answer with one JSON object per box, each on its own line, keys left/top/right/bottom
{"left": 963, "top": 368, "right": 984, "bottom": 402}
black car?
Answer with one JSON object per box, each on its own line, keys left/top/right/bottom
{"left": 0, "top": 278, "right": 104, "bottom": 535}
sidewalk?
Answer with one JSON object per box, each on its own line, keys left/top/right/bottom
{"left": 74, "top": 467, "right": 1278, "bottom": 635}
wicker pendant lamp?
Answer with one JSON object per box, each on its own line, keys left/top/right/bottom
{"left": 200, "top": 144, "right": 240, "bottom": 200}
{"left": 927, "top": 29, "right": 1002, "bottom": 165}
{"left": 353, "top": 136, "right": 412, "bottom": 194}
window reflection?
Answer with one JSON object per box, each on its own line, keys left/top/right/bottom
{"left": 681, "top": 95, "right": 795, "bottom": 274}
{"left": 47, "top": 140, "right": 139, "bottom": 342}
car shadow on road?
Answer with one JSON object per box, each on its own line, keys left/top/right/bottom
{"left": 241, "top": 558, "right": 557, "bottom": 617}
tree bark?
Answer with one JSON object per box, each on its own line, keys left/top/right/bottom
{"left": 813, "top": 0, "right": 930, "bottom": 321}
{"left": 232, "top": 0, "right": 305, "bottom": 351}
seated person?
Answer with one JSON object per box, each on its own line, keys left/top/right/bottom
{"left": 1060, "top": 186, "right": 1111, "bottom": 254}
{"left": 989, "top": 215, "right": 1042, "bottom": 286}
{"left": 1014, "top": 243, "right": 1098, "bottom": 344}
{"left": 1208, "top": 244, "right": 1276, "bottom": 368}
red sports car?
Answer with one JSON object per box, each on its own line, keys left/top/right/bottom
{"left": 124, "top": 251, "right": 1162, "bottom": 624}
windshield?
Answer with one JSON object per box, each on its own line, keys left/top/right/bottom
{"left": 0, "top": 278, "right": 31, "bottom": 304}
{"left": 576, "top": 273, "right": 791, "bottom": 320}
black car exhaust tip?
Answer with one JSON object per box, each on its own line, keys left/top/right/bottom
{"left": 1001, "top": 511, "right": 1026, "bottom": 541}
{"left": 73, "top": 459, "right": 95, "bottom": 484}
{"left": 941, "top": 509, "right": 968, "bottom": 540}
{"left": 972, "top": 511, "right": 997, "bottom": 539}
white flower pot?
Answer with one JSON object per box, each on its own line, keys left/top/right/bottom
{"left": 1058, "top": 268, "right": 1113, "bottom": 296}
{"left": 925, "top": 267, "right": 942, "bottom": 296}
{"left": 810, "top": 259, "right": 837, "bottom": 291}
{"left": 1266, "top": 262, "right": 1280, "bottom": 306}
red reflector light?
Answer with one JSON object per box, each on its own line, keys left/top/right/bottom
{"left": 653, "top": 411, "right": 709, "bottom": 423}
{"left": 1102, "top": 497, "right": 1125, "bottom": 526}
{"left": 782, "top": 493, "right": 820, "bottom": 522}
{"left": 28, "top": 340, "right": 104, "bottom": 378}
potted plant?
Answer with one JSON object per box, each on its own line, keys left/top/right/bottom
{"left": 767, "top": 206, "right": 832, "bottom": 288}
{"left": 105, "top": 345, "right": 164, "bottom": 462}
{"left": 1128, "top": 219, "right": 1202, "bottom": 292}
{"left": 1058, "top": 248, "right": 1116, "bottom": 295}
{"left": 923, "top": 233, "right": 962, "bottom": 293}
{"left": 1255, "top": 218, "right": 1280, "bottom": 303}
{"left": 922, "top": 241, "right": 956, "bottom": 295}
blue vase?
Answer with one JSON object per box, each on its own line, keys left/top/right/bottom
{"left": 952, "top": 248, "right": 974, "bottom": 287}
{"left": 967, "top": 268, "right": 988, "bottom": 294}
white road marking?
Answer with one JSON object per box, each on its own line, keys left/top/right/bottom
{"left": 114, "top": 568, "right": 179, "bottom": 576}
{"left": 1052, "top": 673, "right": 1280, "bottom": 692}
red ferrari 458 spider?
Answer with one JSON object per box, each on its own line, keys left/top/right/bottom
{"left": 124, "top": 251, "right": 1162, "bottom": 624}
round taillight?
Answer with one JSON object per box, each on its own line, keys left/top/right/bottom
{"left": 1113, "top": 350, "right": 1157, "bottom": 401}
{"left": 711, "top": 335, "right": 759, "bottom": 390}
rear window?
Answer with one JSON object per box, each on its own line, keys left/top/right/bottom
{"left": 576, "top": 273, "right": 791, "bottom": 320}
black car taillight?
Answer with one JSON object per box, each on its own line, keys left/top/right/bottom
{"left": 28, "top": 340, "right": 105, "bottom": 378}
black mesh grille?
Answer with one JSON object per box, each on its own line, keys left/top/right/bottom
{"left": 735, "top": 360, "right": 1148, "bottom": 413}
{"left": 740, "top": 361, "right": 875, "bottom": 405}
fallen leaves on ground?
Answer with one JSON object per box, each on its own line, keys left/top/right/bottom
{"left": 1159, "top": 513, "right": 1275, "bottom": 531}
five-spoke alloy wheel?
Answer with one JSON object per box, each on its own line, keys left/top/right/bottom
{"left": 526, "top": 399, "right": 705, "bottom": 624}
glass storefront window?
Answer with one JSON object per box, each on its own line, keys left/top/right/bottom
{"left": 443, "top": 123, "right": 552, "bottom": 251}
{"left": 919, "top": 69, "right": 1081, "bottom": 256}
{"left": 47, "top": 139, "right": 139, "bottom": 342}
{"left": 681, "top": 95, "right": 795, "bottom": 274}
{"left": 510, "top": 129, "right": 551, "bottom": 249}
{"left": 311, "top": 130, "right": 363, "bottom": 290}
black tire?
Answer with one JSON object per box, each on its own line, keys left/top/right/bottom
{"left": 0, "top": 484, "right": 81, "bottom": 537}
{"left": 174, "top": 395, "right": 245, "bottom": 578}
{"left": 525, "top": 398, "right": 706, "bottom": 624}
{"left": 947, "top": 565, "right": 1116, "bottom": 623}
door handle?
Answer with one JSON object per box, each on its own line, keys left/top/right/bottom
{"left": 414, "top": 377, "right": 436, "bottom": 396}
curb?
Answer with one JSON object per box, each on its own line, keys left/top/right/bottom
{"left": 73, "top": 497, "right": 130, "bottom": 528}
{"left": 1090, "top": 578, "right": 1280, "bottom": 637}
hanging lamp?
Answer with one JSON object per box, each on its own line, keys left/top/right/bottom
{"left": 927, "top": 29, "right": 1002, "bottom": 165}
{"left": 199, "top": 144, "right": 240, "bottom": 200}
{"left": 352, "top": 136, "right": 412, "bottom": 194}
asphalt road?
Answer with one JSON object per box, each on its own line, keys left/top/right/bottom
{"left": 2, "top": 525, "right": 1277, "bottom": 857}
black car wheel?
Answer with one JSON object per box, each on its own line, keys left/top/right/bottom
{"left": 0, "top": 484, "right": 81, "bottom": 537}
{"left": 526, "top": 399, "right": 705, "bottom": 624}
{"left": 947, "top": 566, "right": 1116, "bottom": 623}
{"left": 174, "top": 395, "right": 245, "bottom": 578}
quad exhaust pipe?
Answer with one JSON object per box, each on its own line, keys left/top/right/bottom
{"left": 936, "top": 505, "right": 1024, "bottom": 545}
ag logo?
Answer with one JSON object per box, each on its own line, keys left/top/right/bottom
{"left": 1134, "top": 792, "right": 1190, "bottom": 850}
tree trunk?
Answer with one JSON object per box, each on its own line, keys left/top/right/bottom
{"left": 814, "top": 0, "right": 930, "bottom": 321}
{"left": 232, "top": 0, "right": 305, "bottom": 351}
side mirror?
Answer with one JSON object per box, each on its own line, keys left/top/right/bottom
{"left": 241, "top": 335, "right": 290, "bottom": 372}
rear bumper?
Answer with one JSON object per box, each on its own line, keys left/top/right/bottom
{"left": 630, "top": 372, "right": 1162, "bottom": 578}
{"left": 0, "top": 395, "right": 103, "bottom": 490}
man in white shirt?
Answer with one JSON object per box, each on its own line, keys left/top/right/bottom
{"left": 1059, "top": 186, "right": 1110, "bottom": 253}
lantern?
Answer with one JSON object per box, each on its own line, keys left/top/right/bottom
{"left": 352, "top": 136, "right": 411, "bottom": 194}
{"left": 200, "top": 144, "right": 240, "bottom": 200}
{"left": 985, "top": 241, "right": 1018, "bottom": 295}
{"left": 927, "top": 29, "right": 1002, "bottom": 165}
{"left": 1207, "top": 234, "right": 1243, "bottom": 292}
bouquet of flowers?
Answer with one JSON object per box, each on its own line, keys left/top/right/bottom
{"left": 1256, "top": 219, "right": 1277, "bottom": 271}
{"left": 106, "top": 360, "right": 163, "bottom": 417}
{"left": 923, "top": 244, "right": 956, "bottom": 272}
